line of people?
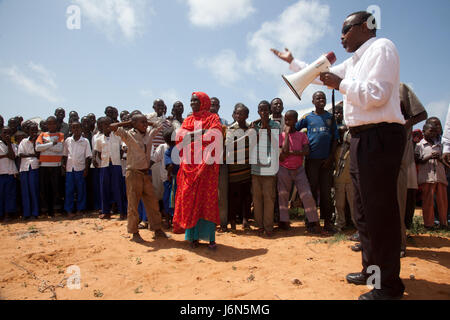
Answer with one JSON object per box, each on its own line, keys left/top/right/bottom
{"left": 0, "top": 91, "right": 448, "bottom": 248}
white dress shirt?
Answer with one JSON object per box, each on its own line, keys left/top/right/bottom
{"left": 18, "top": 138, "right": 40, "bottom": 172}
{"left": 442, "top": 104, "right": 450, "bottom": 154}
{"left": 0, "top": 141, "right": 18, "bottom": 175}
{"left": 64, "top": 136, "right": 92, "bottom": 172}
{"left": 94, "top": 132, "right": 122, "bottom": 168}
{"left": 151, "top": 143, "right": 168, "bottom": 182}
{"left": 290, "top": 37, "right": 405, "bottom": 127}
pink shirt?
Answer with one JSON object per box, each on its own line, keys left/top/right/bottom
{"left": 279, "top": 131, "right": 309, "bottom": 170}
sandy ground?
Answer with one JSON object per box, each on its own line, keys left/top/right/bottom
{"left": 0, "top": 211, "right": 449, "bottom": 300}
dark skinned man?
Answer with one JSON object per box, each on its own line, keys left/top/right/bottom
{"left": 272, "top": 11, "right": 406, "bottom": 300}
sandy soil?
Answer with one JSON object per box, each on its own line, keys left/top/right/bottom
{"left": 0, "top": 211, "right": 449, "bottom": 300}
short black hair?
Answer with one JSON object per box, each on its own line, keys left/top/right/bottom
{"left": 347, "top": 11, "right": 377, "bottom": 35}
{"left": 258, "top": 100, "right": 270, "bottom": 111}
{"left": 270, "top": 97, "right": 283, "bottom": 105}
{"left": 46, "top": 116, "right": 57, "bottom": 123}
{"left": 285, "top": 110, "right": 298, "bottom": 120}
{"left": 234, "top": 103, "right": 249, "bottom": 116}
{"left": 426, "top": 117, "right": 441, "bottom": 124}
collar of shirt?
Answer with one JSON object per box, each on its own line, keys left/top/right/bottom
{"left": 353, "top": 37, "right": 377, "bottom": 62}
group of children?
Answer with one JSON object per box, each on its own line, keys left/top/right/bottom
{"left": 0, "top": 96, "right": 448, "bottom": 240}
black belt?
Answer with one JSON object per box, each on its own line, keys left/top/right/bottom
{"left": 349, "top": 122, "right": 391, "bottom": 135}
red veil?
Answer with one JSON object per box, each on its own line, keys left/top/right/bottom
{"left": 173, "top": 92, "right": 222, "bottom": 230}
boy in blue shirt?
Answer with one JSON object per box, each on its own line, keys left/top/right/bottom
{"left": 295, "top": 91, "right": 338, "bottom": 233}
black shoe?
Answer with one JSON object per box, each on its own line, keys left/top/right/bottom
{"left": 323, "top": 223, "right": 337, "bottom": 234}
{"left": 130, "top": 233, "right": 144, "bottom": 243}
{"left": 346, "top": 272, "right": 369, "bottom": 285}
{"left": 351, "top": 243, "right": 362, "bottom": 252}
{"left": 349, "top": 232, "right": 360, "bottom": 242}
{"left": 279, "top": 221, "right": 290, "bottom": 231}
{"left": 152, "top": 229, "right": 170, "bottom": 240}
{"left": 358, "top": 289, "right": 403, "bottom": 300}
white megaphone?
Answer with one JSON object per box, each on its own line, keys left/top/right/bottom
{"left": 282, "top": 52, "right": 336, "bottom": 100}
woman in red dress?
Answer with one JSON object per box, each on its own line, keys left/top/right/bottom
{"left": 173, "top": 92, "right": 222, "bottom": 249}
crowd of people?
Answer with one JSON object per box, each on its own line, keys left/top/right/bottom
{"left": 1, "top": 90, "right": 448, "bottom": 240}
{"left": 1, "top": 10, "right": 449, "bottom": 300}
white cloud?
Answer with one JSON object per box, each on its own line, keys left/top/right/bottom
{"left": 426, "top": 100, "right": 449, "bottom": 125}
{"left": 186, "top": 0, "right": 255, "bottom": 28}
{"left": 197, "top": 1, "right": 331, "bottom": 86}
{"left": 1, "top": 64, "right": 62, "bottom": 103}
{"left": 28, "top": 62, "right": 57, "bottom": 89}
{"left": 247, "top": 0, "right": 330, "bottom": 76}
{"left": 73, "top": 0, "right": 150, "bottom": 40}
{"left": 196, "top": 50, "right": 243, "bottom": 86}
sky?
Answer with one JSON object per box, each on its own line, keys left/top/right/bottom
{"left": 0, "top": 0, "right": 449, "bottom": 128}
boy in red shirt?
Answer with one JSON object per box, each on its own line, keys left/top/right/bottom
{"left": 278, "top": 111, "right": 321, "bottom": 233}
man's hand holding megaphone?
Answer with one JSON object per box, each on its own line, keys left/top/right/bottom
{"left": 271, "top": 47, "right": 343, "bottom": 90}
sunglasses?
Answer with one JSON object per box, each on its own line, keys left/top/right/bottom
{"left": 342, "top": 22, "right": 364, "bottom": 35}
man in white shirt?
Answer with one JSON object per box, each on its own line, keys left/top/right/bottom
{"left": 272, "top": 11, "right": 406, "bottom": 300}
{"left": 443, "top": 105, "right": 450, "bottom": 166}
{"left": 18, "top": 123, "right": 40, "bottom": 219}
{"left": 62, "top": 122, "right": 92, "bottom": 218}
{"left": 0, "top": 126, "right": 18, "bottom": 221}
{"left": 93, "top": 117, "right": 125, "bottom": 219}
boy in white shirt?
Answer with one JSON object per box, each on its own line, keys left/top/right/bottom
{"left": 0, "top": 126, "right": 18, "bottom": 221}
{"left": 93, "top": 117, "right": 125, "bottom": 219}
{"left": 18, "top": 123, "right": 40, "bottom": 220}
{"left": 62, "top": 122, "right": 92, "bottom": 218}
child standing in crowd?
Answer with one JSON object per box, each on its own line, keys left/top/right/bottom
{"left": 18, "top": 123, "right": 40, "bottom": 220}
{"left": 250, "top": 101, "right": 280, "bottom": 237}
{"left": 415, "top": 123, "right": 448, "bottom": 229}
{"left": 36, "top": 116, "right": 64, "bottom": 217}
{"left": 151, "top": 129, "right": 170, "bottom": 225}
{"left": 162, "top": 128, "right": 179, "bottom": 229}
{"left": 90, "top": 117, "right": 104, "bottom": 212}
{"left": 62, "top": 122, "right": 92, "bottom": 218}
{"left": 119, "top": 113, "right": 132, "bottom": 220}
{"left": 225, "top": 104, "right": 252, "bottom": 231}
{"left": 334, "top": 127, "right": 355, "bottom": 232}
{"left": 93, "top": 117, "right": 125, "bottom": 219}
{"left": 111, "top": 114, "right": 168, "bottom": 243}
{"left": 0, "top": 126, "right": 18, "bottom": 221}
{"left": 278, "top": 111, "right": 321, "bottom": 233}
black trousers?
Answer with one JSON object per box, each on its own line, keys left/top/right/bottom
{"left": 305, "top": 158, "right": 334, "bottom": 225}
{"left": 39, "top": 166, "right": 62, "bottom": 215}
{"left": 350, "top": 123, "right": 406, "bottom": 296}
{"left": 228, "top": 180, "right": 252, "bottom": 225}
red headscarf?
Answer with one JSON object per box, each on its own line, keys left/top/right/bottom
{"left": 180, "top": 92, "right": 220, "bottom": 131}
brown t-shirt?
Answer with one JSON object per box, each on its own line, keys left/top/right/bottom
{"left": 115, "top": 127, "right": 159, "bottom": 171}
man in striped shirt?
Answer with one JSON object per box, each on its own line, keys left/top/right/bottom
{"left": 36, "top": 116, "right": 65, "bottom": 217}
{"left": 147, "top": 99, "right": 173, "bottom": 208}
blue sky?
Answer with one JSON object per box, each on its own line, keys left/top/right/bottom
{"left": 0, "top": 0, "right": 449, "bottom": 128}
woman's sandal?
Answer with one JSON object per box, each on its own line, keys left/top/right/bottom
{"left": 208, "top": 242, "right": 217, "bottom": 251}
{"left": 190, "top": 240, "right": 199, "bottom": 249}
